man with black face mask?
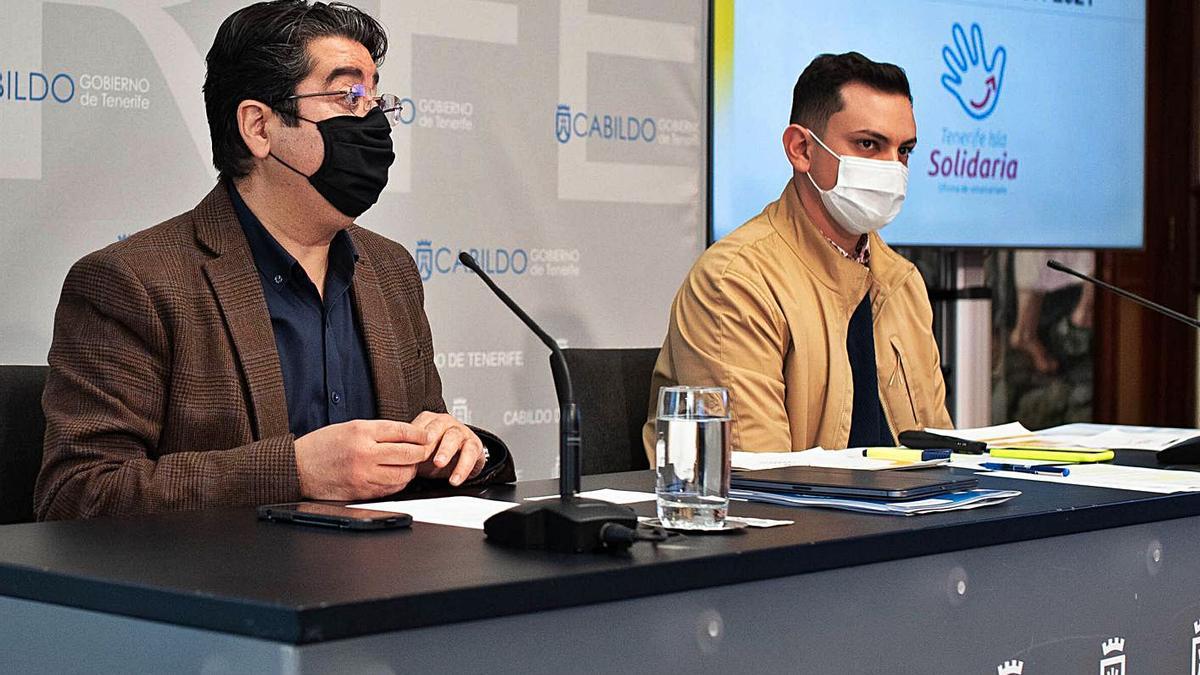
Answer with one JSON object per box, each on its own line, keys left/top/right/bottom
{"left": 35, "top": 1, "right": 513, "bottom": 521}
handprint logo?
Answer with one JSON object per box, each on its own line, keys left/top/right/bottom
{"left": 941, "top": 23, "right": 1007, "bottom": 120}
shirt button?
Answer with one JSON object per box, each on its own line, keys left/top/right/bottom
{"left": 273, "top": 274, "right": 284, "bottom": 284}
{"left": 331, "top": 391, "right": 342, "bottom": 404}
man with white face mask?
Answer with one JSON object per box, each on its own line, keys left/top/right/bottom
{"left": 644, "top": 52, "right": 952, "bottom": 459}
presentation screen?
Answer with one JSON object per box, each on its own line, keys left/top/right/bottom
{"left": 711, "top": 0, "right": 1145, "bottom": 248}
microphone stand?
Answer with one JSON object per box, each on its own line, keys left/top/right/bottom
{"left": 1047, "top": 259, "right": 1200, "bottom": 464}
{"left": 458, "top": 253, "right": 638, "bottom": 552}
{"left": 1047, "top": 259, "right": 1200, "bottom": 329}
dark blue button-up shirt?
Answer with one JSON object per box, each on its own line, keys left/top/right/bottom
{"left": 229, "top": 183, "right": 377, "bottom": 438}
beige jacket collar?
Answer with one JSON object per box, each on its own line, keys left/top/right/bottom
{"left": 764, "top": 178, "right": 916, "bottom": 303}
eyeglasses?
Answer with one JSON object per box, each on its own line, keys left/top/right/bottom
{"left": 274, "top": 83, "right": 404, "bottom": 126}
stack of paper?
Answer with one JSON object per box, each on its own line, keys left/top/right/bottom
{"left": 1038, "top": 423, "right": 1200, "bottom": 453}
{"left": 929, "top": 422, "right": 1200, "bottom": 454}
{"left": 729, "top": 488, "right": 1021, "bottom": 516}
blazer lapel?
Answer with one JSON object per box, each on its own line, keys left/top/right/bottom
{"left": 194, "top": 184, "right": 291, "bottom": 439}
{"left": 349, "top": 245, "right": 410, "bottom": 420}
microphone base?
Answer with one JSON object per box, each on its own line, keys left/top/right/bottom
{"left": 484, "top": 497, "right": 639, "bottom": 553}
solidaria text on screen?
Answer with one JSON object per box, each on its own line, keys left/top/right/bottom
{"left": 927, "top": 148, "right": 1019, "bottom": 180}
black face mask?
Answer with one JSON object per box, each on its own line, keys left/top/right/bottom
{"left": 270, "top": 106, "right": 395, "bottom": 218}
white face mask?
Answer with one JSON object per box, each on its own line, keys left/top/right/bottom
{"left": 804, "top": 130, "right": 909, "bottom": 236}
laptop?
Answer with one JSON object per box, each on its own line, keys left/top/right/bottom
{"left": 731, "top": 466, "right": 977, "bottom": 501}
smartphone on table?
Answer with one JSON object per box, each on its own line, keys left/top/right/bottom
{"left": 257, "top": 502, "right": 412, "bottom": 530}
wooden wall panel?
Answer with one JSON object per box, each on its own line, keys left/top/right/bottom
{"left": 1094, "top": 0, "right": 1198, "bottom": 426}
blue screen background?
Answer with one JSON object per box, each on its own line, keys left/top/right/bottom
{"left": 711, "top": 0, "right": 1146, "bottom": 248}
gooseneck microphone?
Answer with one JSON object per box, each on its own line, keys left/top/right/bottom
{"left": 1047, "top": 259, "right": 1200, "bottom": 330}
{"left": 456, "top": 252, "right": 581, "bottom": 496}
{"left": 1047, "top": 259, "right": 1200, "bottom": 465}
{"left": 458, "top": 252, "right": 641, "bottom": 552}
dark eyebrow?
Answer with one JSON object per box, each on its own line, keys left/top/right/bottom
{"left": 851, "top": 128, "right": 918, "bottom": 147}
{"left": 850, "top": 128, "right": 889, "bottom": 143}
{"left": 322, "top": 66, "right": 379, "bottom": 88}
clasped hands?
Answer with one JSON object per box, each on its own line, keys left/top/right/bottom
{"left": 295, "top": 412, "right": 487, "bottom": 500}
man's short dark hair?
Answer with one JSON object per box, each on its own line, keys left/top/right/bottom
{"left": 203, "top": 1, "right": 388, "bottom": 179}
{"left": 788, "top": 52, "right": 911, "bottom": 132}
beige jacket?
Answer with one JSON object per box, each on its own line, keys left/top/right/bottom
{"left": 644, "top": 180, "right": 953, "bottom": 458}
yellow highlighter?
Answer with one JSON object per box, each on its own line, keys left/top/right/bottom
{"left": 988, "top": 447, "right": 1114, "bottom": 463}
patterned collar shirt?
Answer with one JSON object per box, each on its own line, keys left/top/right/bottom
{"left": 824, "top": 232, "right": 872, "bottom": 266}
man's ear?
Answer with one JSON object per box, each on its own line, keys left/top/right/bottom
{"left": 782, "top": 124, "right": 813, "bottom": 174}
{"left": 237, "top": 100, "right": 272, "bottom": 160}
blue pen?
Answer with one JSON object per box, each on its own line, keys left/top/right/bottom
{"left": 980, "top": 462, "right": 1070, "bottom": 477}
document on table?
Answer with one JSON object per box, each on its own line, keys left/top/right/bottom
{"left": 969, "top": 463, "right": 1200, "bottom": 494}
{"left": 732, "top": 448, "right": 945, "bottom": 471}
{"left": 925, "top": 422, "right": 1034, "bottom": 445}
{"left": 350, "top": 496, "right": 517, "bottom": 529}
{"left": 525, "top": 489, "right": 656, "bottom": 504}
{"left": 1039, "top": 423, "right": 1200, "bottom": 453}
{"left": 929, "top": 422, "right": 1119, "bottom": 452}
{"left": 732, "top": 449, "right": 825, "bottom": 470}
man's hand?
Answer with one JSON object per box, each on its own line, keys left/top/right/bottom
{"left": 294, "top": 419, "right": 432, "bottom": 500}
{"left": 411, "top": 412, "right": 488, "bottom": 486}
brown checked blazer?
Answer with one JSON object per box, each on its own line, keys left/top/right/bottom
{"left": 36, "top": 182, "right": 513, "bottom": 521}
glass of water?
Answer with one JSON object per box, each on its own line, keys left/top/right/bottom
{"left": 655, "top": 385, "right": 731, "bottom": 529}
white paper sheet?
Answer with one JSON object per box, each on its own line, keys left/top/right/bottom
{"left": 525, "top": 489, "right": 656, "bottom": 504}
{"left": 725, "top": 516, "right": 794, "bottom": 528}
{"left": 638, "top": 515, "right": 794, "bottom": 528}
{"left": 731, "top": 449, "right": 824, "bottom": 470}
{"left": 926, "top": 422, "right": 1034, "bottom": 445}
{"left": 350, "top": 496, "right": 517, "bottom": 529}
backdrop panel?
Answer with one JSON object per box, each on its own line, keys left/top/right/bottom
{"left": 0, "top": 0, "right": 708, "bottom": 480}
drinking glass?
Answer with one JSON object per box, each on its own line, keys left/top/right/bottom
{"left": 654, "top": 386, "right": 731, "bottom": 529}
